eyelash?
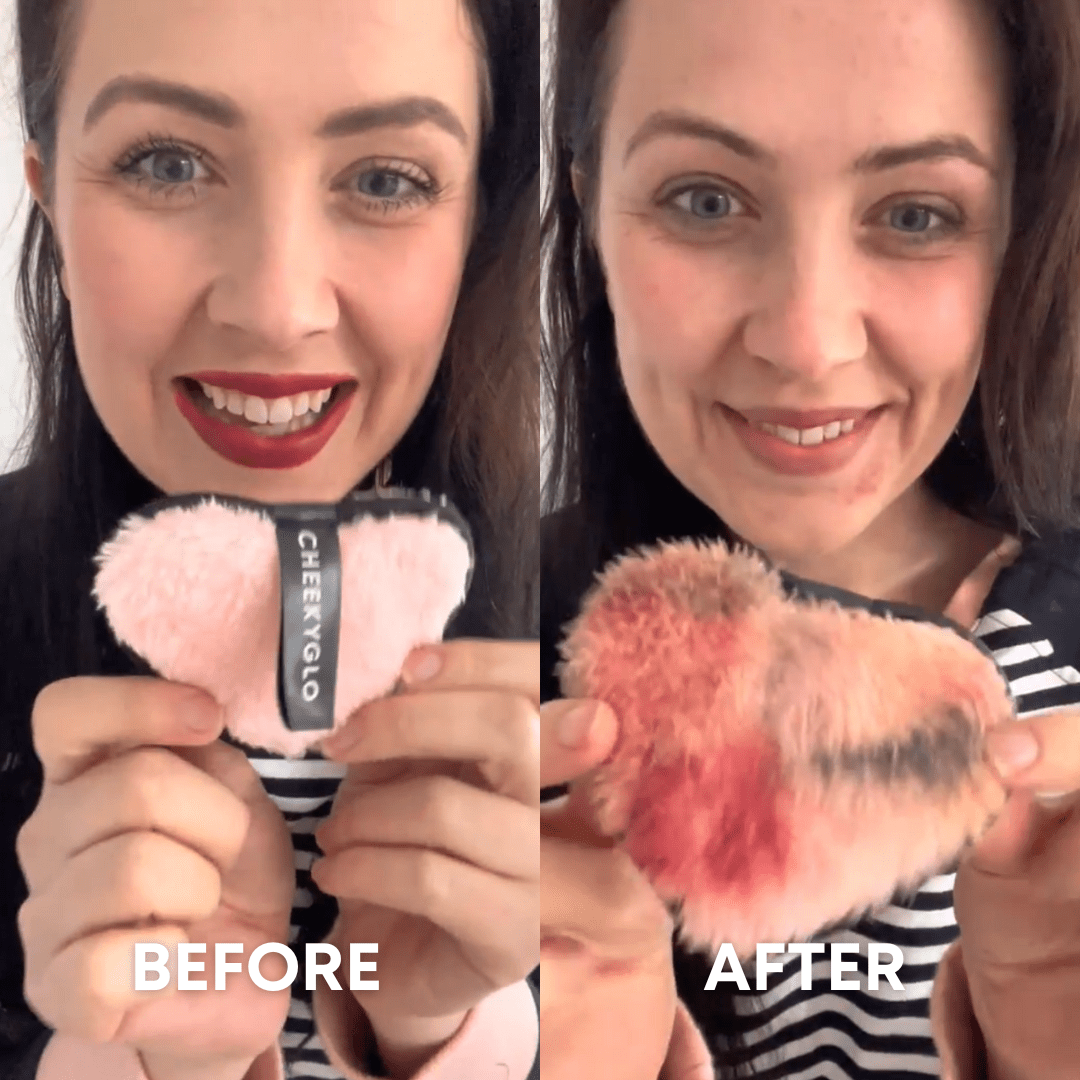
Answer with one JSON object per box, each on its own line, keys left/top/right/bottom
{"left": 658, "top": 182, "right": 965, "bottom": 246}
{"left": 111, "top": 131, "right": 444, "bottom": 212}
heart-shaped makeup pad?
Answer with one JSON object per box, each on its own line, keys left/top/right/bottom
{"left": 558, "top": 540, "right": 1015, "bottom": 958}
{"left": 93, "top": 488, "right": 473, "bottom": 758}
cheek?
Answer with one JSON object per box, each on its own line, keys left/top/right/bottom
{"left": 871, "top": 253, "right": 993, "bottom": 394}
{"left": 604, "top": 218, "right": 741, "bottom": 385}
{"left": 340, "top": 215, "right": 470, "bottom": 376}
{"left": 62, "top": 197, "right": 200, "bottom": 416}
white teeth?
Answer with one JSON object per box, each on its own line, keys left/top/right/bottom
{"left": 194, "top": 380, "right": 339, "bottom": 430}
{"left": 756, "top": 418, "right": 857, "bottom": 445}
{"left": 243, "top": 396, "right": 269, "bottom": 424}
{"left": 251, "top": 411, "right": 321, "bottom": 436}
{"left": 268, "top": 397, "right": 293, "bottom": 424}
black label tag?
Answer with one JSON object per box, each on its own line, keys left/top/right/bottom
{"left": 274, "top": 506, "right": 342, "bottom": 731}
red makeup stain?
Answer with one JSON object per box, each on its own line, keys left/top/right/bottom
{"left": 624, "top": 737, "right": 791, "bottom": 899}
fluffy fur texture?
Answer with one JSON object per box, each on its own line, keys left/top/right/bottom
{"left": 558, "top": 540, "right": 1015, "bottom": 958}
{"left": 94, "top": 498, "right": 472, "bottom": 758}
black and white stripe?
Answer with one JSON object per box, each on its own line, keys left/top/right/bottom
{"left": 711, "top": 605, "right": 1080, "bottom": 1078}
{"left": 233, "top": 745, "right": 349, "bottom": 1079}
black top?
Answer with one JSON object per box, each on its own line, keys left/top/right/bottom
{"left": 0, "top": 466, "right": 539, "bottom": 1080}
{"left": 542, "top": 503, "right": 1080, "bottom": 1078}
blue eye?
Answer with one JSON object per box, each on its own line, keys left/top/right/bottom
{"left": 889, "top": 204, "right": 939, "bottom": 233}
{"left": 141, "top": 151, "right": 200, "bottom": 185}
{"left": 357, "top": 170, "right": 412, "bottom": 199}
{"left": 353, "top": 166, "right": 436, "bottom": 209}
{"left": 115, "top": 137, "right": 210, "bottom": 196}
{"left": 671, "top": 187, "right": 739, "bottom": 219}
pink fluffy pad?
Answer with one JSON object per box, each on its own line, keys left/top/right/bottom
{"left": 558, "top": 540, "right": 1015, "bottom": 958}
{"left": 93, "top": 498, "right": 473, "bottom": 758}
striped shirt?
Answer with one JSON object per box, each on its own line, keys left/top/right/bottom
{"left": 232, "top": 744, "right": 351, "bottom": 1079}
{"left": 709, "top": 601, "right": 1080, "bottom": 1079}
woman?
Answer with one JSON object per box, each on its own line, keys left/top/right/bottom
{"left": 0, "top": 1, "right": 540, "bottom": 1079}
{"left": 541, "top": 0, "right": 1080, "bottom": 1077}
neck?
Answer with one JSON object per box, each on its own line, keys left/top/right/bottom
{"left": 769, "top": 482, "right": 1005, "bottom": 613}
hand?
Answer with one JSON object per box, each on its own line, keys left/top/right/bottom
{"left": 16, "top": 677, "right": 296, "bottom": 1080}
{"left": 540, "top": 697, "right": 679, "bottom": 1080}
{"left": 953, "top": 708, "right": 1080, "bottom": 1079}
{"left": 313, "top": 640, "right": 538, "bottom": 1075}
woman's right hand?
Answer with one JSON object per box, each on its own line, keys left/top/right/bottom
{"left": 16, "top": 677, "right": 296, "bottom": 1080}
{"left": 540, "top": 699, "right": 678, "bottom": 1080}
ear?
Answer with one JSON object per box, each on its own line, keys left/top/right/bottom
{"left": 23, "top": 141, "right": 68, "bottom": 298}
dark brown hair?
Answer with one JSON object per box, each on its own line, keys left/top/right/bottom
{"left": 543, "top": 0, "right": 1080, "bottom": 1072}
{"left": 9, "top": 0, "right": 540, "bottom": 663}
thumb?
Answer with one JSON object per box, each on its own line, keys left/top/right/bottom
{"left": 540, "top": 698, "right": 618, "bottom": 789}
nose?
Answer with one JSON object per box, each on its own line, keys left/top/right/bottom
{"left": 741, "top": 226, "right": 868, "bottom": 380}
{"left": 205, "top": 183, "right": 340, "bottom": 351}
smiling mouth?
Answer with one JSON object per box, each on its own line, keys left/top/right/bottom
{"left": 748, "top": 417, "right": 857, "bottom": 447}
{"left": 177, "top": 377, "right": 352, "bottom": 438}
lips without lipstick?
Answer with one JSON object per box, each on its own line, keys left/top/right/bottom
{"left": 175, "top": 377, "right": 357, "bottom": 470}
{"left": 721, "top": 404, "right": 884, "bottom": 478}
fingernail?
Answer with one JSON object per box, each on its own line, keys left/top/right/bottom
{"left": 402, "top": 648, "right": 442, "bottom": 684}
{"left": 182, "top": 691, "right": 221, "bottom": 733}
{"left": 558, "top": 702, "right": 595, "bottom": 748}
{"left": 987, "top": 727, "right": 1040, "bottom": 776}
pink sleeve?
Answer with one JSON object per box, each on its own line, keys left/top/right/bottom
{"left": 35, "top": 1035, "right": 285, "bottom": 1079}
{"left": 658, "top": 1000, "right": 714, "bottom": 1080}
{"left": 311, "top": 978, "right": 539, "bottom": 1080}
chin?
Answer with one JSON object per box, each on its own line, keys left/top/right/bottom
{"left": 146, "top": 457, "right": 363, "bottom": 505}
{"left": 722, "top": 507, "right": 876, "bottom": 567}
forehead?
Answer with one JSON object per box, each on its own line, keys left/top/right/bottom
{"left": 62, "top": 0, "right": 481, "bottom": 136}
{"left": 605, "top": 0, "right": 1008, "bottom": 165}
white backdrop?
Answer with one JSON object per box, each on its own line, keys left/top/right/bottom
{"left": 0, "top": 0, "right": 554, "bottom": 474}
{"left": 0, "top": 0, "right": 29, "bottom": 473}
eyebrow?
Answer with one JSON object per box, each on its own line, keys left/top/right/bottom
{"left": 82, "top": 75, "right": 469, "bottom": 145}
{"left": 623, "top": 109, "right": 997, "bottom": 177}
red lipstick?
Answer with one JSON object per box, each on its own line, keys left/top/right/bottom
{"left": 175, "top": 379, "right": 357, "bottom": 470}
{"left": 188, "top": 370, "right": 351, "bottom": 397}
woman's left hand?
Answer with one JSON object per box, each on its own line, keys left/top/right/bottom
{"left": 310, "top": 640, "right": 539, "bottom": 1069}
{"left": 953, "top": 708, "right": 1080, "bottom": 1077}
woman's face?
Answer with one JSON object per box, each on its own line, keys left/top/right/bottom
{"left": 26, "top": 0, "right": 481, "bottom": 502}
{"left": 592, "top": 0, "right": 1013, "bottom": 563}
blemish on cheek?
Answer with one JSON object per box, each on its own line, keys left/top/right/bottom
{"left": 849, "top": 456, "right": 887, "bottom": 502}
{"left": 623, "top": 737, "right": 791, "bottom": 899}
{"left": 593, "top": 956, "right": 644, "bottom": 978}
